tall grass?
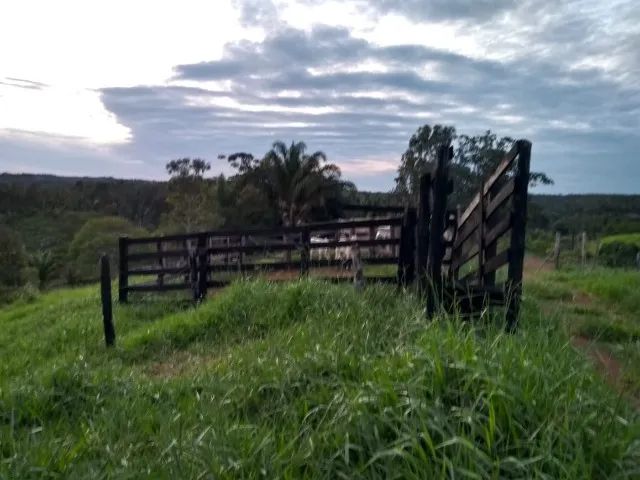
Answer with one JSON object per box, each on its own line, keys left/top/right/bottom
{"left": 1, "top": 279, "right": 638, "bottom": 478}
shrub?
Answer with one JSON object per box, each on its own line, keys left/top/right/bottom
{"left": 67, "top": 216, "right": 146, "bottom": 282}
{"left": 598, "top": 233, "right": 640, "bottom": 268}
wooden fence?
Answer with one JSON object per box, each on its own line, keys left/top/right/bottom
{"left": 118, "top": 215, "right": 404, "bottom": 303}
{"left": 115, "top": 139, "right": 532, "bottom": 331}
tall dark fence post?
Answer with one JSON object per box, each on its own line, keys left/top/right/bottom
{"left": 397, "top": 207, "right": 417, "bottom": 286}
{"left": 505, "top": 140, "right": 531, "bottom": 332}
{"left": 301, "top": 228, "right": 310, "bottom": 276}
{"left": 100, "top": 254, "right": 115, "bottom": 347}
{"left": 426, "top": 146, "right": 452, "bottom": 318}
{"left": 156, "top": 241, "right": 164, "bottom": 286}
{"left": 197, "top": 233, "right": 208, "bottom": 300}
{"left": 118, "top": 236, "right": 128, "bottom": 303}
{"left": 416, "top": 173, "right": 431, "bottom": 293}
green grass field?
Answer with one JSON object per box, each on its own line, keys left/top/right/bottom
{"left": 1, "top": 268, "right": 639, "bottom": 478}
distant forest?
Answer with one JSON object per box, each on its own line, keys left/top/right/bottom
{"left": 3, "top": 172, "right": 640, "bottom": 245}
{"left": 2, "top": 125, "right": 640, "bottom": 295}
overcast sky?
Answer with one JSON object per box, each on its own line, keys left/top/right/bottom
{"left": 1, "top": 0, "right": 638, "bottom": 193}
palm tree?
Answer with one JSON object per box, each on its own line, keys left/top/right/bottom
{"left": 31, "top": 250, "right": 57, "bottom": 290}
{"left": 256, "top": 141, "right": 343, "bottom": 226}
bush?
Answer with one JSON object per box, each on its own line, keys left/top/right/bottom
{"left": 598, "top": 233, "right": 640, "bottom": 268}
{"left": 67, "top": 216, "right": 146, "bottom": 282}
{"left": 0, "top": 225, "right": 28, "bottom": 287}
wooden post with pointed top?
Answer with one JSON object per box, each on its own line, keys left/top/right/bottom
{"left": 100, "top": 254, "right": 115, "bottom": 347}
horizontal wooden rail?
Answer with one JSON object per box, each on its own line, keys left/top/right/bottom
{"left": 126, "top": 282, "right": 192, "bottom": 293}
{"left": 485, "top": 215, "right": 512, "bottom": 247}
{"left": 125, "top": 216, "right": 403, "bottom": 245}
{"left": 319, "top": 238, "right": 400, "bottom": 249}
{"left": 486, "top": 178, "right": 515, "bottom": 219}
{"left": 453, "top": 211, "right": 480, "bottom": 250}
{"left": 128, "top": 266, "right": 188, "bottom": 276}
{"left": 451, "top": 243, "right": 479, "bottom": 272}
{"left": 208, "top": 256, "right": 399, "bottom": 272}
{"left": 128, "top": 249, "right": 189, "bottom": 262}
{"left": 483, "top": 249, "right": 510, "bottom": 274}
{"left": 340, "top": 204, "right": 405, "bottom": 213}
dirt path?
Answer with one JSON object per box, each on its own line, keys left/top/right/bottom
{"left": 571, "top": 335, "right": 640, "bottom": 410}
{"left": 523, "top": 255, "right": 553, "bottom": 279}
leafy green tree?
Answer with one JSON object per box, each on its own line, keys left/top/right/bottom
{"left": 216, "top": 174, "right": 278, "bottom": 228}
{"left": 394, "top": 124, "right": 456, "bottom": 201}
{"left": 228, "top": 141, "right": 346, "bottom": 226}
{"left": 0, "top": 226, "right": 28, "bottom": 287}
{"left": 68, "top": 216, "right": 146, "bottom": 282}
{"left": 30, "top": 250, "right": 58, "bottom": 290}
{"left": 395, "top": 125, "right": 553, "bottom": 205}
{"left": 163, "top": 158, "right": 223, "bottom": 232}
{"left": 454, "top": 131, "right": 553, "bottom": 204}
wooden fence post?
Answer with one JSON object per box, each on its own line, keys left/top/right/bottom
{"left": 426, "top": 145, "right": 451, "bottom": 318}
{"left": 505, "top": 140, "right": 531, "bottom": 332}
{"left": 416, "top": 173, "right": 431, "bottom": 293}
{"left": 300, "top": 228, "right": 310, "bottom": 276}
{"left": 553, "top": 231, "right": 561, "bottom": 270}
{"left": 397, "top": 207, "right": 417, "bottom": 286}
{"left": 581, "top": 231, "right": 587, "bottom": 267}
{"left": 100, "top": 254, "right": 115, "bottom": 347}
{"left": 118, "top": 236, "right": 128, "bottom": 303}
{"left": 156, "top": 241, "right": 164, "bottom": 286}
{"left": 197, "top": 233, "right": 208, "bottom": 300}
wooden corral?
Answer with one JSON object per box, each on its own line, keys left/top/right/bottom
{"left": 116, "top": 139, "right": 533, "bottom": 331}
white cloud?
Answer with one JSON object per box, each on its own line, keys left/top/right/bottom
{"left": 0, "top": 82, "right": 131, "bottom": 144}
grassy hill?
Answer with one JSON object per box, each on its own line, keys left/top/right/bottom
{"left": 1, "top": 269, "right": 639, "bottom": 478}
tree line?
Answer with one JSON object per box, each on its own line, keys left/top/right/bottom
{"left": 7, "top": 122, "right": 640, "bottom": 301}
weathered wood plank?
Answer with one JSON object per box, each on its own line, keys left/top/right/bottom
{"left": 484, "top": 249, "right": 510, "bottom": 274}
{"left": 457, "top": 143, "right": 519, "bottom": 228}
{"left": 453, "top": 210, "right": 480, "bottom": 250}
{"left": 485, "top": 214, "right": 512, "bottom": 247}
{"left": 486, "top": 177, "right": 515, "bottom": 219}
{"left": 451, "top": 243, "right": 480, "bottom": 272}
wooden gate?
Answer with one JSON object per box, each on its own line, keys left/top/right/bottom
{"left": 419, "top": 140, "right": 532, "bottom": 331}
